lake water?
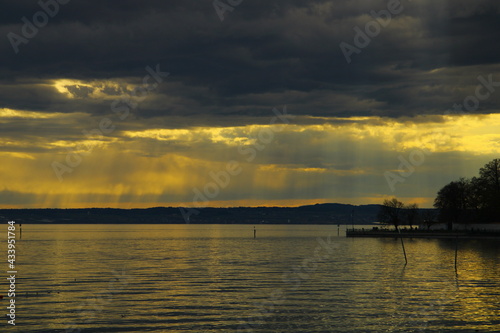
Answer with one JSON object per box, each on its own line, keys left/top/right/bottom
{"left": 3, "top": 224, "right": 500, "bottom": 332}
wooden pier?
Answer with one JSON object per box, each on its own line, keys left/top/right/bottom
{"left": 346, "top": 227, "right": 500, "bottom": 239}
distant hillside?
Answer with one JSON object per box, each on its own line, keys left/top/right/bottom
{"left": 0, "top": 204, "right": 437, "bottom": 225}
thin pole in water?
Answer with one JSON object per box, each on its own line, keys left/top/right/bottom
{"left": 398, "top": 228, "right": 408, "bottom": 265}
{"left": 351, "top": 209, "right": 354, "bottom": 230}
{"left": 454, "top": 236, "right": 458, "bottom": 273}
{"left": 253, "top": 226, "right": 256, "bottom": 239}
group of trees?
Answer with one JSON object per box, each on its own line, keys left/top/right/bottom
{"left": 433, "top": 158, "right": 500, "bottom": 228}
{"left": 377, "top": 198, "right": 420, "bottom": 230}
{"left": 378, "top": 159, "right": 500, "bottom": 230}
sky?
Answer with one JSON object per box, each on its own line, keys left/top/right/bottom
{"left": 0, "top": 0, "right": 499, "bottom": 209}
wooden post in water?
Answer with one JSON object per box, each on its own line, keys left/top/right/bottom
{"left": 351, "top": 209, "right": 354, "bottom": 230}
{"left": 454, "top": 236, "right": 458, "bottom": 273}
{"left": 253, "top": 226, "right": 256, "bottom": 239}
{"left": 398, "top": 228, "right": 408, "bottom": 265}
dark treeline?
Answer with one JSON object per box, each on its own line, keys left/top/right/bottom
{"left": 377, "top": 159, "right": 500, "bottom": 231}
{"left": 434, "top": 158, "right": 500, "bottom": 229}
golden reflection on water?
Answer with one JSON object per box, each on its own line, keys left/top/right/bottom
{"left": 447, "top": 240, "right": 500, "bottom": 331}
{"left": 4, "top": 225, "right": 500, "bottom": 332}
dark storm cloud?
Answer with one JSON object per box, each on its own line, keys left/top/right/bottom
{"left": 0, "top": 0, "right": 499, "bottom": 120}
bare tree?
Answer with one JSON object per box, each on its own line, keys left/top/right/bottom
{"left": 378, "top": 198, "right": 405, "bottom": 230}
{"left": 404, "top": 203, "right": 419, "bottom": 228}
{"left": 422, "top": 209, "right": 438, "bottom": 229}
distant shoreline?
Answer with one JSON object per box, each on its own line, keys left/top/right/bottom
{"left": 0, "top": 204, "right": 387, "bottom": 225}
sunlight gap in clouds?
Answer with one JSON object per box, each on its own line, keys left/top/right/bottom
{"left": 0, "top": 108, "right": 64, "bottom": 119}
{"left": 0, "top": 152, "right": 35, "bottom": 160}
{"left": 0, "top": 113, "right": 499, "bottom": 208}
{"left": 120, "top": 113, "right": 500, "bottom": 155}
{"left": 257, "top": 165, "right": 369, "bottom": 176}
{"left": 121, "top": 126, "right": 286, "bottom": 146}
{"left": 51, "top": 79, "right": 137, "bottom": 99}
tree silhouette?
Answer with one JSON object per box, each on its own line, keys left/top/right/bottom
{"left": 434, "top": 178, "right": 470, "bottom": 229}
{"left": 434, "top": 158, "right": 500, "bottom": 226}
{"left": 479, "top": 158, "right": 500, "bottom": 219}
{"left": 378, "top": 198, "right": 405, "bottom": 230}
{"left": 404, "top": 203, "right": 419, "bottom": 228}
